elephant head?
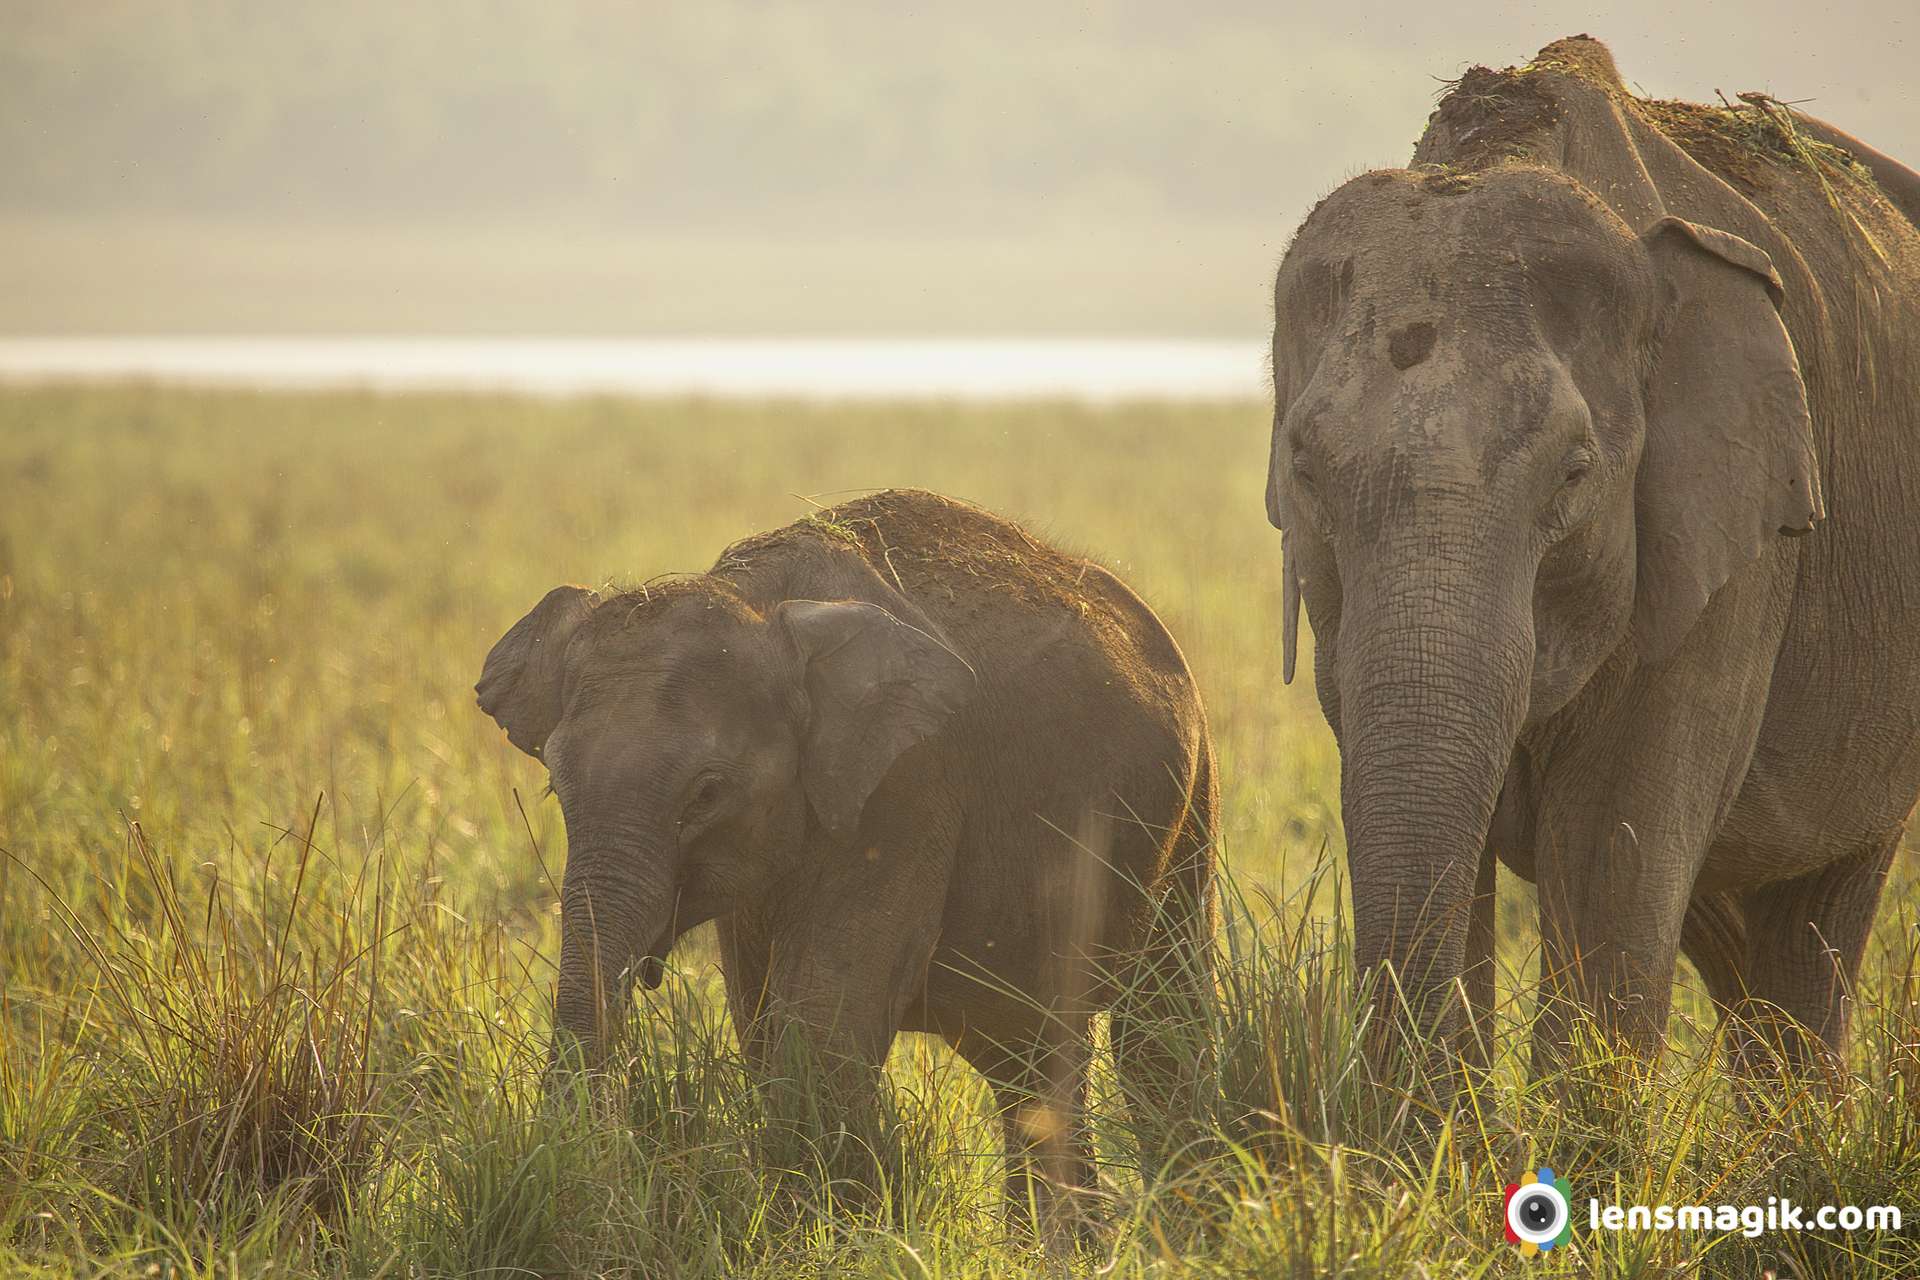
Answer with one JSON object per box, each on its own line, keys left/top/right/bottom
{"left": 1266, "top": 166, "right": 1820, "bottom": 1042}
{"left": 477, "top": 579, "right": 973, "bottom": 1065}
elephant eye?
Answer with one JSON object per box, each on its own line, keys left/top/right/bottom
{"left": 1560, "top": 447, "right": 1595, "bottom": 488}
{"left": 680, "top": 772, "right": 727, "bottom": 827}
{"left": 1292, "top": 454, "right": 1320, "bottom": 496}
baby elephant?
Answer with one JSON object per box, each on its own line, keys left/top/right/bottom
{"left": 477, "top": 488, "right": 1215, "bottom": 1226}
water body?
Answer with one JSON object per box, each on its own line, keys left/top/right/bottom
{"left": 0, "top": 337, "right": 1269, "bottom": 401}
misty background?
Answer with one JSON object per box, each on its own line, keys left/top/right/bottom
{"left": 3, "top": 1, "right": 1913, "bottom": 338}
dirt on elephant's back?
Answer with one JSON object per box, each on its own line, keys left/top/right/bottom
{"left": 1420, "top": 40, "right": 1883, "bottom": 213}
{"left": 798, "top": 488, "right": 1113, "bottom": 620}
{"left": 708, "top": 489, "right": 1163, "bottom": 672}
{"left": 1634, "top": 95, "right": 1880, "bottom": 203}
{"left": 1418, "top": 64, "right": 1562, "bottom": 169}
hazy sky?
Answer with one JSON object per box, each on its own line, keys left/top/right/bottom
{"left": 1, "top": 1, "right": 1911, "bottom": 335}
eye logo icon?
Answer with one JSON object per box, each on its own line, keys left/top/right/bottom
{"left": 1504, "top": 1167, "right": 1572, "bottom": 1255}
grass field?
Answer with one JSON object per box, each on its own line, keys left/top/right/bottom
{"left": 2, "top": 386, "right": 1918, "bottom": 1277}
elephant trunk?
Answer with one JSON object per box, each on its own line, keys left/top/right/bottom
{"left": 552, "top": 849, "right": 673, "bottom": 1067}
{"left": 1335, "top": 537, "right": 1533, "bottom": 1046}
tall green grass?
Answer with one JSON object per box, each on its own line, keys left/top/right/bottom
{"left": 2, "top": 387, "right": 1917, "bottom": 1276}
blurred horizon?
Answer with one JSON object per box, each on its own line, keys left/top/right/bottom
{"left": 3, "top": 0, "right": 1913, "bottom": 338}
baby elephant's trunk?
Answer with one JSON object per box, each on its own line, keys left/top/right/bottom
{"left": 550, "top": 851, "right": 670, "bottom": 1069}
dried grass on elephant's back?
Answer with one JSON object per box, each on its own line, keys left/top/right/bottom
{"left": 1426, "top": 53, "right": 1880, "bottom": 216}
{"left": 1634, "top": 94, "right": 1875, "bottom": 201}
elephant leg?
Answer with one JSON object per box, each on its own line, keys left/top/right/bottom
{"left": 1533, "top": 853, "right": 1692, "bottom": 1068}
{"left": 1529, "top": 645, "right": 1779, "bottom": 1066}
{"left": 746, "top": 809, "right": 958, "bottom": 1213}
{"left": 1110, "top": 932, "right": 1213, "bottom": 1180}
{"left": 751, "top": 981, "right": 901, "bottom": 1214}
{"left": 1111, "top": 751, "right": 1218, "bottom": 1178}
{"left": 717, "top": 910, "right": 775, "bottom": 1058}
{"left": 1731, "top": 834, "right": 1897, "bottom": 1072}
{"left": 1532, "top": 786, "right": 1721, "bottom": 1065}
{"left": 1677, "top": 890, "right": 1750, "bottom": 1017}
{"left": 1459, "top": 838, "right": 1500, "bottom": 1070}
{"left": 723, "top": 905, "right": 881, "bottom": 1164}
{"left": 955, "top": 1022, "right": 1096, "bottom": 1243}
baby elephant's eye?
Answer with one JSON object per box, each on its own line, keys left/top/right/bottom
{"left": 680, "top": 773, "right": 727, "bottom": 826}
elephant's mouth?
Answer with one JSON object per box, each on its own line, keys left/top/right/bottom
{"left": 636, "top": 932, "right": 671, "bottom": 990}
{"left": 634, "top": 886, "right": 684, "bottom": 991}
{"left": 631, "top": 885, "right": 726, "bottom": 991}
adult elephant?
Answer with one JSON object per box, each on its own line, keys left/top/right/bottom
{"left": 1265, "top": 36, "right": 1920, "bottom": 1071}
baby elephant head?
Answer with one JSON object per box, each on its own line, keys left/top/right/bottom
{"left": 475, "top": 579, "right": 973, "bottom": 1064}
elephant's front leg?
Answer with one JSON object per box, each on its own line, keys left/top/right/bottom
{"left": 1532, "top": 805, "right": 1701, "bottom": 1062}
{"left": 1529, "top": 600, "right": 1785, "bottom": 1066}
{"left": 749, "top": 971, "right": 902, "bottom": 1213}
{"left": 738, "top": 808, "right": 958, "bottom": 1213}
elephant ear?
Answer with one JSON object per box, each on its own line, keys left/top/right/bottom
{"left": 475, "top": 585, "right": 599, "bottom": 757}
{"left": 777, "top": 599, "right": 976, "bottom": 840}
{"left": 1633, "top": 216, "right": 1823, "bottom": 664}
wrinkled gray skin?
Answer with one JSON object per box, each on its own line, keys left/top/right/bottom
{"left": 1266, "top": 36, "right": 1920, "bottom": 1072}
{"left": 477, "top": 489, "right": 1215, "bottom": 1226}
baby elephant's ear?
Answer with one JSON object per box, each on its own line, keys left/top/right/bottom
{"left": 476, "top": 585, "right": 599, "bottom": 758}
{"left": 778, "top": 599, "right": 976, "bottom": 840}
